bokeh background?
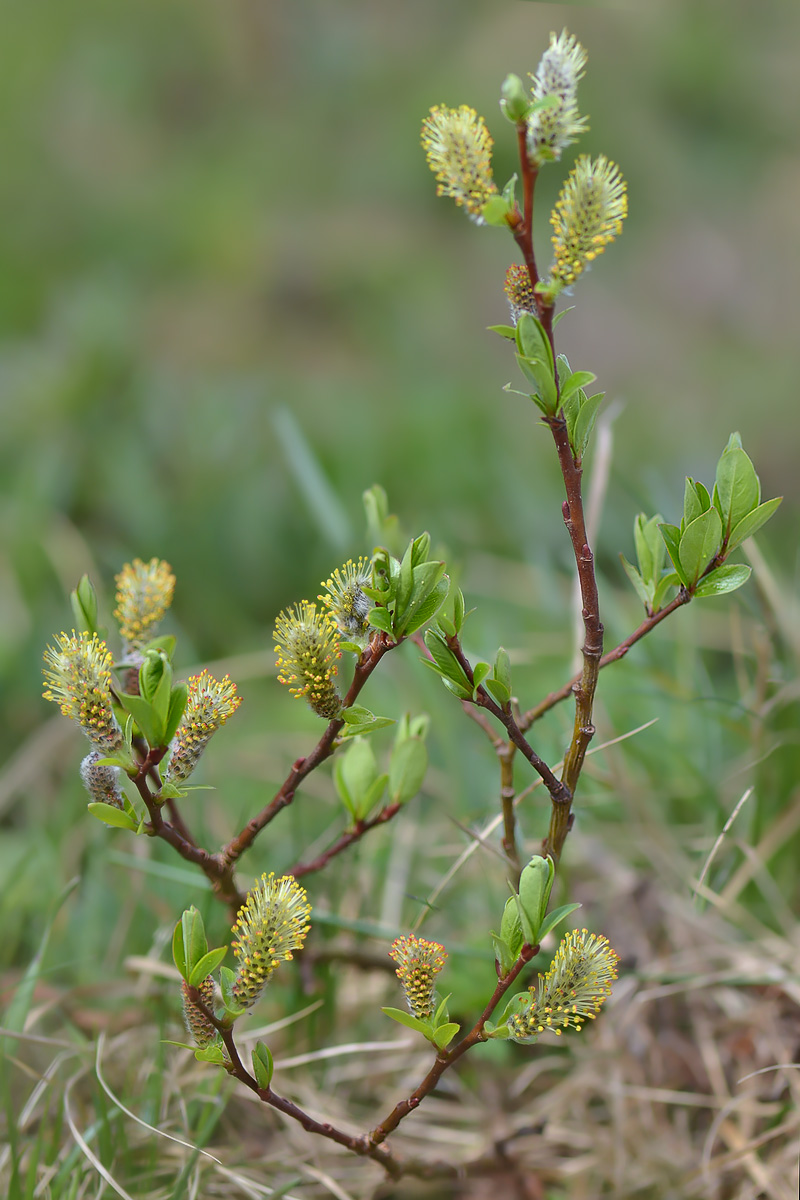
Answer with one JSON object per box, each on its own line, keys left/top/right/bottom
{"left": 2, "top": 1, "right": 799, "bottom": 1197}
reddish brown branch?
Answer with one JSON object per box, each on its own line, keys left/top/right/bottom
{"left": 519, "top": 588, "right": 692, "bottom": 730}
{"left": 288, "top": 802, "right": 402, "bottom": 879}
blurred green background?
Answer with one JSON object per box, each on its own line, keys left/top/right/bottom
{"left": 1, "top": 0, "right": 799, "bottom": 1194}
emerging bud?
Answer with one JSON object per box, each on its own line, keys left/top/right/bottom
{"left": 164, "top": 670, "right": 241, "bottom": 786}
{"left": 421, "top": 104, "right": 498, "bottom": 222}
{"left": 500, "top": 73, "right": 530, "bottom": 124}
{"left": 527, "top": 29, "right": 589, "bottom": 165}
{"left": 80, "top": 751, "right": 124, "bottom": 809}
{"left": 504, "top": 264, "right": 538, "bottom": 326}
{"left": 181, "top": 977, "right": 217, "bottom": 1048}
{"left": 389, "top": 934, "right": 448, "bottom": 1021}
{"left": 42, "top": 631, "right": 123, "bottom": 753}
{"left": 507, "top": 929, "right": 618, "bottom": 1043}
{"left": 548, "top": 155, "right": 627, "bottom": 290}
{"left": 319, "top": 557, "right": 373, "bottom": 641}
{"left": 114, "top": 558, "right": 176, "bottom": 652}
{"left": 231, "top": 874, "right": 311, "bottom": 1010}
{"left": 273, "top": 601, "right": 342, "bottom": 719}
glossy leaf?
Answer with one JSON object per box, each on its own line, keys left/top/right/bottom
{"left": 715, "top": 439, "right": 760, "bottom": 536}
{"left": 164, "top": 683, "right": 189, "bottom": 746}
{"left": 659, "top": 523, "right": 690, "bottom": 588}
{"left": 251, "top": 1042, "right": 274, "bottom": 1090}
{"left": 381, "top": 1007, "right": 431, "bottom": 1037}
{"left": 432, "top": 1022, "right": 460, "bottom": 1049}
{"left": 679, "top": 507, "right": 722, "bottom": 584}
{"left": 536, "top": 901, "right": 582, "bottom": 942}
{"left": 560, "top": 369, "right": 596, "bottom": 403}
{"left": 189, "top": 946, "right": 228, "bottom": 987}
{"left": 726, "top": 496, "right": 782, "bottom": 552}
{"left": 573, "top": 391, "right": 604, "bottom": 460}
{"left": 389, "top": 736, "right": 428, "bottom": 804}
{"left": 87, "top": 802, "right": 138, "bottom": 831}
{"left": 70, "top": 575, "right": 98, "bottom": 635}
{"left": 693, "top": 563, "right": 752, "bottom": 598}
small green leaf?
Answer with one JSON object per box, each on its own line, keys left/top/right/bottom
{"left": 338, "top": 716, "right": 395, "bottom": 739}
{"left": 70, "top": 575, "right": 99, "bottom": 635}
{"left": 381, "top": 1007, "right": 431, "bottom": 1037}
{"left": 692, "top": 563, "right": 752, "bottom": 598}
{"left": 487, "top": 323, "right": 517, "bottom": 341}
{"left": 86, "top": 802, "right": 139, "bottom": 830}
{"left": 517, "top": 856, "right": 554, "bottom": 942}
{"left": 437, "top": 614, "right": 456, "bottom": 637}
{"left": 117, "top": 691, "right": 163, "bottom": 749}
{"left": 481, "top": 194, "right": 513, "bottom": 227}
{"left": 471, "top": 661, "right": 491, "bottom": 694}
{"left": 219, "top": 966, "right": 246, "bottom": 1018}
{"left": 189, "top": 946, "right": 228, "bottom": 987}
{"left": 356, "top": 773, "right": 389, "bottom": 819}
{"left": 715, "top": 440, "right": 760, "bottom": 536}
{"left": 486, "top": 679, "right": 511, "bottom": 706}
{"left": 536, "top": 902, "right": 582, "bottom": 942}
{"left": 726, "top": 496, "right": 782, "bottom": 552}
{"left": 389, "top": 736, "right": 428, "bottom": 804}
{"left": 432, "top": 1022, "right": 460, "bottom": 1049}
{"left": 195, "top": 1044, "right": 226, "bottom": 1064}
{"left": 515, "top": 311, "right": 554, "bottom": 374}
{"left": 573, "top": 391, "right": 604, "bottom": 460}
{"left": 499, "top": 896, "right": 524, "bottom": 962}
{"left": 367, "top": 606, "right": 394, "bottom": 635}
{"left": 334, "top": 738, "right": 378, "bottom": 820}
{"left": 453, "top": 588, "right": 465, "bottom": 632}
{"left": 493, "top": 647, "right": 511, "bottom": 694}
{"left": 679, "top": 507, "right": 723, "bottom": 585}
{"left": 399, "top": 571, "right": 449, "bottom": 637}
{"left": 251, "top": 1042, "right": 274, "bottom": 1090}
{"left": 620, "top": 554, "right": 651, "bottom": 608}
{"left": 181, "top": 907, "right": 209, "bottom": 979}
{"left": 660, "top": 523, "right": 691, "bottom": 588}
{"left": 491, "top": 934, "right": 514, "bottom": 977}
{"left": 164, "top": 683, "right": 189, "bottom": 745}
{"left": 683, "top": 477, "right": 702, "bottom": 529}
{"left": 652, "top": 572, "right": 681, "bottom": 612}
{"left": 560, "top": 369, "right": 596, "bottom": 403}
{"left": 172, "top": 917, "right": 187, "bottom": 980}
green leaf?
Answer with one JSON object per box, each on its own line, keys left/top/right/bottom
{"left": 491, "top": 934, "right": 514, "bottom": 977}
{"left": 659, "top": 523, "right": 690, "bottom": 588}
{"left": 251, "top": 1042, "right": 274, "bottom": 1090}
{"left": 141, "top": 634, "right": 177, "bottom": 660}
{"left": 471, "top": 661, "right": 491, "bottom": 695}
{"left": 515, "top": 312, "right": 554, "bottom": 374}
{"left": 181, "top": 907, "right": 209, "bottom": 979}
{"left": 536, "top": 902, "right": 582, "bottom": 942}
{"left": 560, "top": 369, "right": 596, "bottom": 403}
{"left": 517, "top": 355, "right": 557, "bottom": 412}
{"left": 573, "top": 391, "right": 604, "bottom": 460}
{"left": 334, "top": 738, "right": 378, "bottom": 820}
{"left": 341, "top": 704, "right": 375, "bottom": 724}
{"left": 367, "top": 606, "right": 394, "bottom": 635}
{"left": 87, "top": 802, "right": 138, "bottom": 831}
{"left": 337, "top": 716, "right": 395, "bottom": 740}
{"left": 487, "top": 678, "right": 512, "bottom": 707}
{"left": 620, "top": 554, "right": 651, "bottom": 608}
{"left": 117, "top": 691, "right": 163, "bottom": 749}
{"left": 517, "top": 856, "right": 554, "bottom": 942}
{"left": 683, "top": 477, "right": 702, "bottom": 529}
{"left": 487, "top": 324, "right": 517, "bottom": 341}
{"left": 679, "top": 507, "right": 723, "bottom": 585}
{"left": 499, "top": 896, "right": 524, "bottom": 961}
{"left": 481, "top": 194, "right": 513, "bottom": 227}
{"left": 423, "top": 628, "right": 473, "bottom": 694}
{"left": 70, "top": 575, "right": 99, "bottom": 635}
{"left": 432, "top": 1022, "right": 460, "bottom": 1050}
{"left": 652, "top": 572, "right": 681, "bottom": 612}
{"left": 381, "top": 1007, "right": 431, "bottom": 1037}
{"left": 357, "top": 773, "right": 389, "bottom": 819}
{"left": 726, "top": 496, "right": 782, "bottom": 552}
{"left": 189, "top": 946, "right": 228, "bottom": 987}
{"left": 398, "top": 570, "right": 449, "bottom": 637}
{"left": 437, "top": 614, "right": 456, "bottom": 637}
{"left": 195, "top": 1044, "right": 226, "bottom": 1064}
{"left": 715, "top": 441, "right": 761, "bottom": 537}
{"left": 692, "top": 563, "right": 752, "bottom": 598}
{"left": 172, "top": 916, "right": 188, "bottom": 979}
{"left": 453, "top": 588, "right": 465, "bottom": 632}
{"left": 634, "top": 513, "right": 666, "bottom": 585}
{"left": 389, "top": 736, "right": 428, "bottom": 804}
{"left": 493, "top": 647, "right": 512, "bottom": 694}
{"left": 164, "top": 683, "right": 189, "bottom": 745}
{"left": 218, "top": 965, "right": 246, "bottom": 1017}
